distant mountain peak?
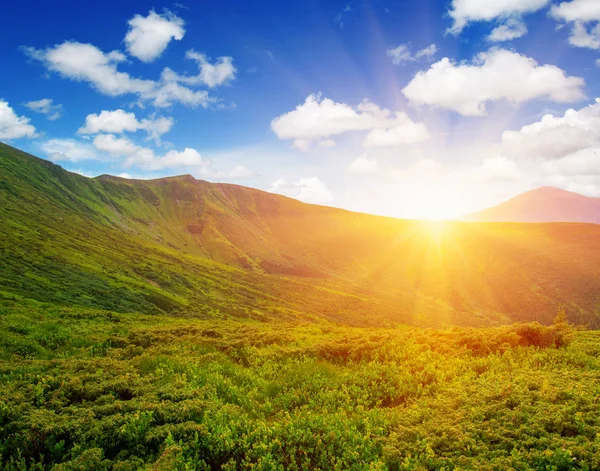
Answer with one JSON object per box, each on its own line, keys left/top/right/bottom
{"left": 466, "top": 186, "right": 600, "bottom": 224}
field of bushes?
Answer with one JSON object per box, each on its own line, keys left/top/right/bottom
{"left": 1, "top": 300, "right": 598, "bottom": 470}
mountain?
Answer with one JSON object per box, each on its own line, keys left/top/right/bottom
{"left": 4, "top": 142, "right": 600, "bottom": 327}
{"left": 465, "top": 186, "right": 600, "bottom": 223}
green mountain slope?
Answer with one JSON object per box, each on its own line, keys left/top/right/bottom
{"left": 3, "top": 142, "right": 600, "bottom": 327}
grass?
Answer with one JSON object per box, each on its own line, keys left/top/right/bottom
{"left": 0, "top": 301, "right": 597, "bottom": 470}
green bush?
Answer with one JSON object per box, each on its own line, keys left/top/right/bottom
{"left": 0, "top": 304, "right": 596, "bottom": 470}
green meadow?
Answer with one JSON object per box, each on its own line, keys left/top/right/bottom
{"left": 2, "top": 301, "right": 599, "bottom": 470}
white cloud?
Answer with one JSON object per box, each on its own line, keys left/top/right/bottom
{"left": 403, "top": 49, "right": 585, "bottom": 116}
{"left": 387, "top": 44, "right": 437, "bottom": 65}
{"left": 363, "top": 114, "right": 430, "bottom": 147}
{"left": 163, "top": 50, "right": 236, "bottom": 88}
{"left": 24, "top": 98, "right": 63, "bottom": 120}
{"left": 24, "top": 42, "right": 153, "bottom": 96}
{"left": 488, "top": 18, "right": 528, "bottom": 42}
{"left": 501, "top": 99, "right": 600, "bottom": 160}
{"left": 150, "top": 80, "right": 213, "bottom": 108}
{"left": 349, "top": 154, "right": 379, "bottom": 173}
{"left": 24, "top": 42, "right": 215, "bottom": 108}
{"left": 0, "top": 100, "right": 37, "bottom": 139}
{"left": 271, "top": 94, "right": 429, "bottom": 150}
{"left": 268, "top": 177, "right": 333, "bottom": 204}
{"left": 91, "top": 133, "right": 207, "bottom": 170}
{"left": 470, "top": 156, "right": 523, "bottom": 181}
{"left": 78, "top": 109, "right": 174, "bottom": 141}
{"left": 415, "top": 44, "right": 438, "bottom": 60}
{"left": 551, "top": 0, "right": 600, "bottom": 23}
{"left": 93, "top": 134, "right": 140, "bottom": 156}
{"left": 387, "top": 45, "right": 411, "bottom": 65}
{"left": 41, "top": 138, "right": 98, "bottom": 162}
{"left": 567, "top": 22, "right": 600, "bottom": 49}
{"left": 551, "top": 0, "right": 600, "bottom": 49}
{"left": 447, "top": 0, "right": 550, "bottom": 34}
{"left": 541, "top": 148, "right": 600, "bottom": 175}
{"left": 151, "top": 148, "right": 205, "bottom": 169}
{"left": 596, "top": 59, "right": 600, "bottom": 67}
{"left": 79, "top": 109, "right": 143, "bottom": 134}
{"left": 125, "top": 10, "right": 185, "bottom": 62}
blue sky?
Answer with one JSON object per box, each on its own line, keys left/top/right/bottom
{"left": 1, "top": 0, "right": 600, "bottom": 219}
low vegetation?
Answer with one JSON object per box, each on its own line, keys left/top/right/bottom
{"left": 1, "top": 301, "right": 598, "bottom": 470}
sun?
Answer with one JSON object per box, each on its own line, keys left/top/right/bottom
{"left": 405, "top": 186, "right": 465, "bottom": 221}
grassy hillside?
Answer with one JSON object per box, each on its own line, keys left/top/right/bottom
{"left": 3, "top": 142, "right": 600, "bottom": 470}
{"left": 3, "top": 142, "right": 600, "bottom": 327}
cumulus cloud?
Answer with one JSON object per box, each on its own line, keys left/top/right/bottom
{"left": 271, "top": 94, "right": 429, "bottom": 150}
{"left": 363, "top": 114, "right": 430, "bottom": 147}
{"left": 387, "top": 44, "right": 437, "bottom": 65}
{"left": 551, "top": 0, "right": 600, "bottom": 49}
{"left": 78, "top": 109, "right": 174, "bottom": 141}
{"left": 349, "top": 155, "right": 379, "bottom": 174}
{"left": 488, "top": 18, "right": 528, "bottom": 42}
{"left": 541, "top": 148, "right": 600, "bottom": 176}
{"left": 501, "top": 99, "right": 600, "bottom": 160}
{"left": 92, "top": 134, "right": 140, "bottom": 157}
{"left": 447, "top": 0, "right": 550, "bottom": 34}
{"left": 268, "top": 177, "right": 333, "bottom": 204}
{"left": 499, "top": 98, "right": 600, "bottom": 195}
{"left": 125, "top": 10, "right": 185, "bottom": 62}
{"left": 42, "top": 133, "right": 250, "bottom": 177}
{"left": 24, "top": 98, "right": 63, "bottom": 120}
{"left": 24, "top": 42, "right": 153, "bottom": 96}
{"left": 0, "top": 100, "right": 37, "bottom": 139}
{"left": 567, "top": 22, "right": 600, "bottom": 49}
{"left": 91, "top": 133, "right": 207, "bottom": 170}
{"left": 402, "top": 49, "right": 585, "bottom": 116}
{"left": 470, "top": 156, "right": 523, "bottom": 181}
{"left": 551, "top": 0, "right": 600, "bottom": 23}
{"left": 24, "top": 42, "right": 216, "bottom": 108}
{"left": 41, "top": 138, "right": 98, "bottom": 162}
{"left": 162, "top": 50, "right": 236, "bottom": 88}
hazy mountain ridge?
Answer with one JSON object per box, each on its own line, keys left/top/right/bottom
{"left": 465, "top": 187, "right": 600, "bottom": 224}
{"left": 3, "top": 142, "right": 600, "bottom": 327}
